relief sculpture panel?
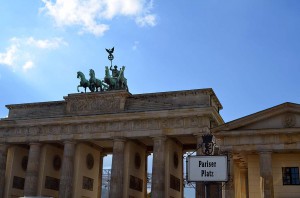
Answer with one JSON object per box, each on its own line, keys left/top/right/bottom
{"left": 68, "top": 97, "right": 121, "bottom": 114}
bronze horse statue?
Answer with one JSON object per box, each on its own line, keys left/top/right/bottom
{"left": 89, "top": 69, "right": 108, "bottom": 92}
{"left": 77, "top": 71, "right": 90, "bottom": 93}
{"left": 104, "top": 66, "right": 118, "bottom": 90}
{"left": 117, "top": 66, "right": 128, "bottom": 91}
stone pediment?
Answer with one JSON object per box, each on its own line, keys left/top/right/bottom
{"left": 237, "top": 112, "right": 300, "bottom": 130}
{"left": 213, "top": 103, "right": 300, "bottom": 133}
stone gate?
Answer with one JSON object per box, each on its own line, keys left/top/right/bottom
{"left": 0, "top": 88, "right": 223, "bottom": 198}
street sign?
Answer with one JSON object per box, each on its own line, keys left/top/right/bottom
{"left": 187, "top": 155, "right": 228, "bottom": 182}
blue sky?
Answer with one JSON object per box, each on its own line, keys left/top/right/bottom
{"left": 1, "top": 0, "right": 300, "bottom": 121}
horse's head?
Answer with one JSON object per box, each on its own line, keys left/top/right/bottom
{"left": 89, "top": 69, "right": 95, "bottom": 77}
{"left": 77, "top": 71, "right": 84, "bottom": 79}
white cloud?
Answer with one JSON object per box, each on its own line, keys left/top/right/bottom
{"left": 0, "top": 44, "right": 18, "bottom": 67}
{"left": 26, "top": 37, "right": 68, "bottom": 49}
{"left": 136, "top": 14, "right": 156, "bottom": 27}
{"left": 22, "top": 61, "right": 34, "bottom": 72}
{"left": 41, "top": 0, "right": 157, "bottom": 36}
{"left": 0, "top": 37, "right": 67, "bottom": 73}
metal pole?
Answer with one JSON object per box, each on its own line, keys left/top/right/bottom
{"left": 205, "top": 183, "right": 207, "bottom": 198}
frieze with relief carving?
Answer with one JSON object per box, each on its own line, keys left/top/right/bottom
{"left": 0, "top": 116, "right": 206, "bottom": 139}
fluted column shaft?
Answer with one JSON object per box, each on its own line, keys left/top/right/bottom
{"left": 59, "top": 141, "right": 76, "bottom": 198}
{"left": 109, "top": 138, "right": 126, "bottom": 198}
{"left": 0, "top": 144, "right": 8, "bottom": 198}
{"left": 151, "top": 136, "right": 166, "bottom": 198}
{"left": 24, "top": 143, "right": 41, "bottom": 196}
{"left": 259, "top": 151, "right": 274, "bottom": 198}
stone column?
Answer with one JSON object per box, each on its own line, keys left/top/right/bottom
{"left": 224, "top": 152, "right": 235, "bottom": 198}
{"left": 240, "top": 168, "right": 248, "bottom": 198}
{"left": 145, "top": 152, "right": 150, "bottom": 198}
{"left": 151, "top": 136, "right": 166, "bottom": 198}
{"left": 109, "top": 138, "right": 126, "bottom": 198}
{"left": 259, "top": 151, "right": 274, "bottom": 198}
{"left": 98, "top": 153, "right": 105, "bottom": 198}
{"left": 0, "top": 144, "right": 8, "bottom": 198}
{"left": 24, "top": 143, "right": 41, "bottom": 196}
{"left": 195, "top": 134, "right": 205, "bottom": 198}
{"left": 59, "top": 141, "right": 76, "bottom": 198}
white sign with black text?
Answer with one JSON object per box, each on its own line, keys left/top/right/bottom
{"left": 187, "top": 155, "right": 228, "bottom": 182}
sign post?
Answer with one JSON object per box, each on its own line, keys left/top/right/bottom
{"left": 187, "top": 155, "right": 228, "bottom": 182}
{"left": 186, "top": 133, "right": 228, "bottom": 198}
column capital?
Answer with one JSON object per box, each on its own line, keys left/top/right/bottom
{"left": 258, "top": 150, "right": 273, "bottom": 154}
{"left": 151, "top": 135, "right": 167, "bottom": 141}
{"left": 112, "top": 137, "right": 126, "bottom": 142}
{"left": 63, "top": 140, "right": 76, "bottom": 145}
{"left": 28, "top": 142, "right": 41, "bottom": 146}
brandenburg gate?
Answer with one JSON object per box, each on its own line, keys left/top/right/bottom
{"left": 0, "top": 49, "right": 224, "bottom": 198}
{"left": 0, "top": 88, "right": 223, "bottom": 198}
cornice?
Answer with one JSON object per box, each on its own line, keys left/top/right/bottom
{"left": 129, "top": 88, "right": 222, "bottom": 109}
{"left": 216, "top": 127, "right": 300, "bottom": 137}
{"left": 1, "top": 107, "right": 216, "bottom": 127}
{"left": 6, "top": 101, "right": 65, "bottom": 110}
